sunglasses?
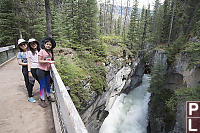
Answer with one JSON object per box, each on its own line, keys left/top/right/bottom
{"left": 19, "top": 43, "right": 27, "bottom": 46}
{"left": 30, "top": 42, "right": 37, "bottom": 45}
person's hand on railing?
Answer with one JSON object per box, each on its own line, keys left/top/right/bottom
{"left": 48, "top": 61, "right": 55, "bottom": 64}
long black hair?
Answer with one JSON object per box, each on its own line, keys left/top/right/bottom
{"left": 28, "top": 41, "right": 40, "bottom": 55}
{"left": 44, "top": 40, "right": 54, "bottom": 61}
{"left": 19, "top": 47, "right": 24, "bottom": 52}
{"left": 18, "top": 43, "right": 27, "bottom": 52}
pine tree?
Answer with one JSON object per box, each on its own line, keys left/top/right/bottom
{"left": 77, "top": 0, "right": 88, "bottom": 43}
{"left": 127, "top": 0, "right": 139, "bottom": 49}
{"left": 51, "top": 1, "right": 66, "bottom": 43}
{"left": 141, "top": 9, "right": 148, "bottom": 49}
{"left": 99, "top": 3, "right": 104, "bottom": 35}
{"left": 145, "top": 4, "right": 152, "bottom": 42}
{"left": 64, "top": 0, "right": 79, "bottom": 42}
{"left": 122, "top": 0, "right": 130, "bottom": 40}
{"left": 0, "top": 0, "right": 17, "bottom": 46}
{"left": 168, "top": 0, "right": 176, "bottom": 46}
{"left": 13, "top": 0, "right": 45, "bottom": 40}
{"left": 138, "top": 6, "right": 145, "bottom": 46}
{"left": 149, "top": 58, "right": 165, "bottom": 94}
{"left": 116, "top": 16, "right": 122, "bottom": 35}
{"left": 160, "top": 0, "right": 170, "bottom": 43}
{"left": 110, "top": 0, "right": 115, "bottom": 34}
{"left": 85, "top": 0, "right": 98, "bottom": 40}
{"left": 151, "top": 0, "right": 162, "bottom": 44}
{"left": 114, "top": 19, "right": 118, "bottom": 35}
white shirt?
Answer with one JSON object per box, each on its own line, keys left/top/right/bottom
{"left": 27, "top": 51, "right": 39, "bottom": 68}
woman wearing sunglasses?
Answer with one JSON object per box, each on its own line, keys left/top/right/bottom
{"left": 17, "top": 39, "right": 35, "bottom": 103}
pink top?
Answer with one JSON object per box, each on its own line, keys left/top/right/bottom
{"left": 38, "top": 49, "right": 52, "bottom": 71}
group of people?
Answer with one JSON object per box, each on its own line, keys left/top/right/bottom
{"left": 17, "top": 36, "right": 56, "bottom": 108}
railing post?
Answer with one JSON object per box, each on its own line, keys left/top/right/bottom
{"left": 6, "top": 50, "right": 8, "bottom": 60}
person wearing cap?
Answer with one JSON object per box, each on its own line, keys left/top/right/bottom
{"left": 37, "top": 36, "right": 56, "bottom": 108}
{"left": 27, "top": 38, "right": 41, "bottom": 103}
{"left": 17, "top": 39, "right": 35, "bottom": 103}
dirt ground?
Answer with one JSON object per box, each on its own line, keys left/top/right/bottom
{"left": 0, "top": 59, "right": 55, "bottom": 133}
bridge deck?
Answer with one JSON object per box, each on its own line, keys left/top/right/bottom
{"left": 0, "top": 59, "right": 55, "bottom": 133}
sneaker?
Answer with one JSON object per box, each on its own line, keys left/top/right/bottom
{"left": 39, "top": 99, "right": 48, "bottom": 108}
{"left": 50, "top": 89, "right": 55, "bottom": 94}
{"left": 47, "top": 96, "right": 55, "bottom": 102}
{"left": 28, "top": 97, "right": 36, "bottom": 103}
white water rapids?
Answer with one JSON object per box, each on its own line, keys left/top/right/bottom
{"left": 99, "top": 74, "right": 151, "bottom": 133}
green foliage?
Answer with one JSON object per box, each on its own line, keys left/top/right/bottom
{"left": 150, "top": 87, "right": 175, "bottom": 132}
{"left": 149, "top": 58, "right": 165, "bottom": 94}
{"left": 100, "top": 35, "right": 123, "bottom": 46}
{"left": 14, "top": 0, "right": 46, "bottom": 40}
{"left": 76, "top": 50, "right": 107, "bottom": 94}
{"left": 160, "top": 0, "right": 170, "bottom": 43}
{"left": 0, "top": 0, "right": 17, "bottom": 46}
{"left": 100, "top": 35, "right": 133, "bottom": 58}
{"left": 166, "top": 96, "right": 176, "bottom": 111}
{"left": 88, "top": 40, "right": 107, "bottom": 58}
{"left": 55, "top": 55, "right": 89, "bottom": 110}
{"left": 166, "top": 35, "right": 186, "bottom": 64}
{"left": 175, "top": 86, "right": 200, "bottom": 101}
{"left": 60, "top": 0, "right": 98, "bottom": 44}
{"left": 127, "top": 0, "right": 139, "bottom": 46}
{"left": 192, "top": 20, "right": 200, "bottom": 37}
{"left": 149, "top": 58, "right": 176, "bottom": 131}
{"left": 183, "top": 41, "right": 200, "bottom": 69}
{"left": 164, "top": 86, "right": 200, "bottom": 128}
{"left": 98, "top": 3, "right": 104, "bottom": 35}
{"left": 51, "top": 6, "right": 66, "bottom": 44}
{"left": 55, "top": 38, "right": 108, "bottom": 110}
{"left": 85, "top": 0, "right": 98, "bottom": 40}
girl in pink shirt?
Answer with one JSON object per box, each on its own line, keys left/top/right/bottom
{"left": 38, "top": 37, "right": 56, "bottom": 108}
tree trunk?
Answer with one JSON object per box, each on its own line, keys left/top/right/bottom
{"left": 110, "top": 0, "right": 114, "bottom": 34}
{"left": 104, "top": 0, "right": 107, "bottom": 35}
{"left": 168, "top": 0, "right": 176, "bottom": 47}
{"left": 19, "top": 28, "right": 22, "bottom": 39}
{"left": 141, "top": 9, "right": 148, "bottom": 50}
{"left": 123, "top": 0, "right": 129, "bottom": 39}
{"left": 120, "top": 0, "right": 122, "bottom": 35}
{"left": 45, "top": 0, "right": 52, "bottom": 37}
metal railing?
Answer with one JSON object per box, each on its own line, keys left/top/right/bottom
{"left": 0, "top": 45, "right": 16, "bottom": 66}
{"left": 51, "top": 64, "right": 88, "bottom": 133}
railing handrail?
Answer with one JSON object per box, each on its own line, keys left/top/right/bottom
{"left": 51, "top": 64, "right": 88, "bottom": 133}
{"left": 0, "top": 45, "right": 15, "bottom": 53}
{"left": 0, "top": 45, "right": 16, "bottom": 67}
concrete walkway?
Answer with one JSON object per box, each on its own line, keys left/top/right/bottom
{"left": 0, "top": 58, "right": 55, "bottom": 133}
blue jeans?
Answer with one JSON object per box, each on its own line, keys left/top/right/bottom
{"left": 37, "top": 69, "right": 51, "bottom": 100}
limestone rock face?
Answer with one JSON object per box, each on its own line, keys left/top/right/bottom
{"left": 148, "top": 50, "right": 200, "bottom": 133}
{"left": 81, "top": 54, "right": 144, "bottom": 133}
{"left": 81, "top": 47, "right": 200, "bottom": 133}
{"left": 167, "top": 54, "right": 200, "bottom": 133}
{"left": 148, "top": 50, "right": 168, "bottom": 133}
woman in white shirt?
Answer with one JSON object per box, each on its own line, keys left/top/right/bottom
{"left": 27, "top": 38, "right": 40, "bottom": 102}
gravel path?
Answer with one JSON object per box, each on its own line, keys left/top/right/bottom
{"left": 0, "top": 58, "right": 55, "bottom": 133}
